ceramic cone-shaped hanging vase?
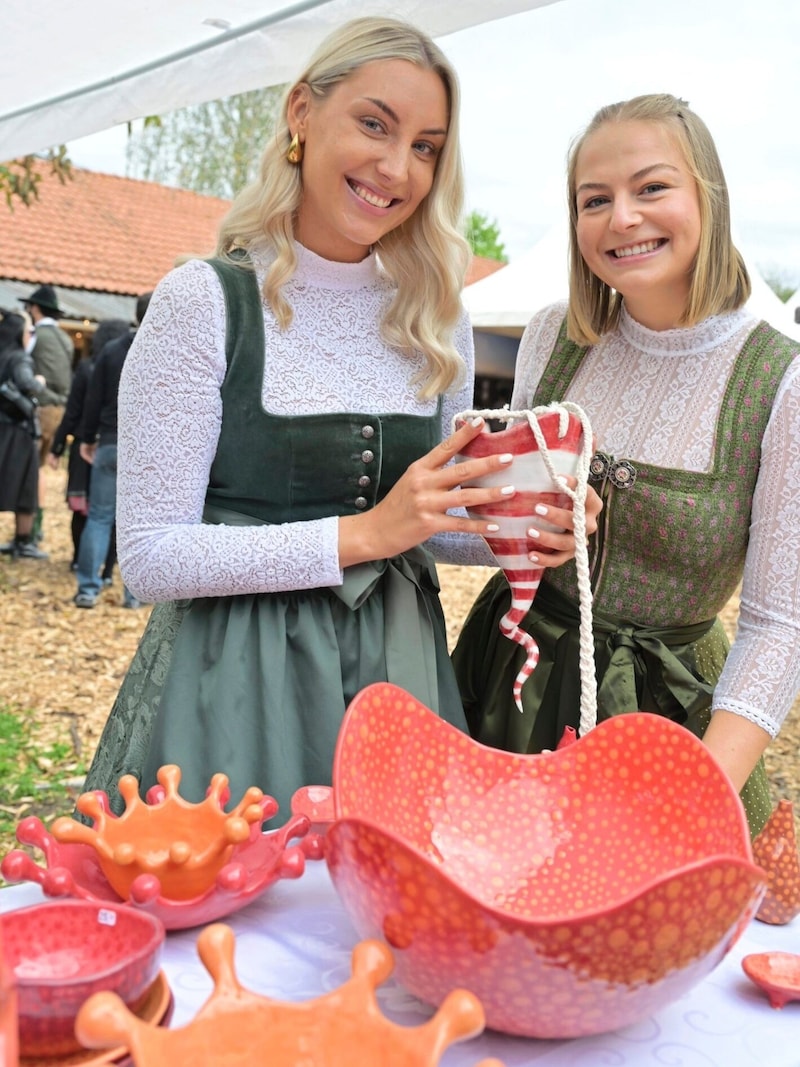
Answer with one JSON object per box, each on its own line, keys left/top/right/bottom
{"left": 455, "top": 403, "right": 596, "bottom": 735}
{"left": 752, "top": 799, "right": 800, "bottom": 925}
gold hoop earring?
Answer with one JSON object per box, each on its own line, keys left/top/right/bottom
{"left": 286, "top": 132, "right": 303, "bottom": 165}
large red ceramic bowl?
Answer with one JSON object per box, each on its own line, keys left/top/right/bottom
{"left": 0, "top": 899, "right": 164, "bottom": 1057}
{"left": 324, "top": 683, "right": 766, "bottom": 1039}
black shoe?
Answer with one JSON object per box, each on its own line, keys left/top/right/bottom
{"left": 13, "top": 539, "right": 49, "bottom": 560}
{"left": 0, "top": 540, "right": 15, "bottom": 554}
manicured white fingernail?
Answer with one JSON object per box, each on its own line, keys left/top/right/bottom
{"left": 486, "top": 523, "right": 500, "bottom": 532}
{"left": 529, "top": 553, "right": 540, "bottom": 563}
{"left": 527, "top": 527, "right": 540, "bottom": 539}
{"left": 470, "top": 416, "right": 484, "bottom": 427}
{"left": 534, "top": 503, "right": 548, "bottom": 516}
{"left": 500, "top": 485, "right": 515, "bottom": 495}
{"left": 499, "top": 453, "right": 513, "bottom": 463}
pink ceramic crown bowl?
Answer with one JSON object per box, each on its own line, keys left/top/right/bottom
{"left": 322, "top": 683, "right": 766, "bottom": 1039}
{"left": 0, "top": 768, "right": 311, "bottom": 930}
{"left": 0, "top": 898, "right": 164, "bottom": 1057}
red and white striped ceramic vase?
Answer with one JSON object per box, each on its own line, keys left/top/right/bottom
{"left": 455, "top": 403, "right": 595, "bottom": 724}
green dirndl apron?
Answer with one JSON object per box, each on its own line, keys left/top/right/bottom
{"left": 79, "top": 255, "right": 467, "bottom": 826}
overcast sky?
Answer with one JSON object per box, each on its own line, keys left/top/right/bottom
{"left": 66, "top": 0, "right": 800, "bottom": 287}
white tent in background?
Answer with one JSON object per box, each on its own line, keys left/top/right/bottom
{"left": 463, "top": 220, "right": 570, "bottom": 339}
{"left": 735, "top": 235, "right": 800, "bottom": 343}
{"left": 464, "top": 216, "right": 800, "bottom": 346}
{"left": 0, "top": 0, "right": 561, "bottom": 159}
{"left": 785, "top": 287, "right": 800, "bottom": 336}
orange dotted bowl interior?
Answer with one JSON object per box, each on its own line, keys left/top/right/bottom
{"left": 325, "top": 683, "right": 766, "bottom": 1039}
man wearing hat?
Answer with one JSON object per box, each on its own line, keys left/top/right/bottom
{"left": 0, "top": 284, "right": 74, "bottom": 557}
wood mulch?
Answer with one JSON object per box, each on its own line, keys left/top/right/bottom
{"left": 2, "top": 465, "right": 798, "bottom": 833}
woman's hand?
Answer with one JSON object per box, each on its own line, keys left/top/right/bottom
{"left": 338, "top": 417, "right": 516, "bottom": 568}
{"left": 524, "top": 482, "right": 603, "bottom": 569}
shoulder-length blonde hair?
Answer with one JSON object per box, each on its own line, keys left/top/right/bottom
{"left": 565, "top": 93, "right": 751, "bottom": 346}
{"left": 216, "top": 16, "right": 470, "bottom": 398}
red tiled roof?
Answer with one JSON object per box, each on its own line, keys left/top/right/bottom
{"left": 0, "top": 166, "right": 229, "bottom": 296}
{"left": 465, "top": 256, "right": 506, "bottom": 286}
{"left": 0, "top": 163, "right": 506, "bottom": 296}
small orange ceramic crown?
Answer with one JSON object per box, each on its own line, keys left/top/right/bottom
{"left": 75, "top": 925, "right": 504, "bottom": 1067}
{"left": 50, "top": 765, "right": 267, "bottom": 901}
{"left": 752, "top": 800, "right": 800, "bottom": 925}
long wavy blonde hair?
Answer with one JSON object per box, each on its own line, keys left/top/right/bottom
{"left": 216, "top": 16, "right": 470, "bottom": 398}
{"left": 565, "top": 93, "right": 751, "bottom": 346}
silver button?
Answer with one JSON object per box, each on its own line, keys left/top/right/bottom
{"left": 354, "top": 496, "right": 368, "bottom": 509}
{"left": 361, "top": 425, "right": 375, "bottom": 439}
{"left": 361, "top": 450, "right": 374, "bottom": 464}
{"left": 358, "top": 475, "right": 371, "bottom": 487}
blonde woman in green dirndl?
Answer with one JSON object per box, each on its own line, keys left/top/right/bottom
{"left": 453, "top": 93, "right": 800, "bottom": 837}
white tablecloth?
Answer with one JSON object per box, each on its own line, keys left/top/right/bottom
{"left": 2, "top": 861, "right": 798, "bottom": 1066}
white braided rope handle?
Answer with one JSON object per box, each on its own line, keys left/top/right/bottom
{"left": 454, "top": 402, "right": 598, "bottom": 736}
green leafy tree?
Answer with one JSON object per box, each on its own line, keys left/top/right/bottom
{"left": 761, "top": 267, "right": 799, "bottom": 304}
{"left": 125, "top": 87, "right": 283, "bottom": 199}
{"left": 464, "top": 209, "right": 507, "bottom": 262}
{"left": 0, "top": 148, "right": 72, "bottom": 209}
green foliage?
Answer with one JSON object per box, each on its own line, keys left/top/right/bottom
{"left": 464, "top": 209, "right": 508, "bottom": 263}
{"left": 125, "top": 87, "right": 283, "bottom": 199}
{"left": 761, "top": 267, "right": 799, "bottom": 304}
{"left": 0, "top": 704, "right": 85, "bottom": 867}
{"left": 0, "top": 147, "right": 72, "bottom": 209}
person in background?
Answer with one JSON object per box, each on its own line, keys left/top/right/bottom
{"left": 49, "top": 318, "right": 130, "bottom": 574}
{"left": 0, "top": 284, "right": 74, "bottom": 557}
{"left": 0, "top": 310, "right": 46, "bottom": 558}
{"left": 452, "top": 93, "right": 800, "bottom": 837}
{"left": 73, "top": 295, "right": 153, "bottom": 609}
{"left": 79, "top": 17, "right": 596, "bottom": 822}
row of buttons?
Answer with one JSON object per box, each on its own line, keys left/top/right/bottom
{"left": 356, "top": 425, "right": 375, "bottom": 509}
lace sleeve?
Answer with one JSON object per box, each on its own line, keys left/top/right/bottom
{"left": 116, "top": 260, "right": 341, "bottom": 602}
{"left": 712, "top": 354, "right": 800, "bottom": 735}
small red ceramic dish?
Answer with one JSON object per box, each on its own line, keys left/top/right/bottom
{"left": 742, "top": 951, "right": 800, "bottom": 1009}
{"left": 0, "top": 900, "right": 164, "bottom": 1058}
{"left": 20, "top": 973, "right": 173, "bottom": 1067}
{"left": 0, "top": 767, "right": 310, "bottom": 931}
{"left": 323, "top": 683, "right": 767, "bottom": 1039}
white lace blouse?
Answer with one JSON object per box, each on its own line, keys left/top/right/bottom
{"left": 116, "top": 241, "right": 493, "bottom": 607}
{"left": 510, "top": 301, "right": 800, "bottom": 737}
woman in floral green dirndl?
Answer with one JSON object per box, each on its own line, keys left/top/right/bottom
{"left": 453, "top": 93, "right": 800, "bottom": 837}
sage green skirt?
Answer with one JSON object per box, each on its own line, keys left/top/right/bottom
{"left": 80, "top": 548, "right": 467, "bottom": 828}
{"left": 452, "top": 571, "right": 773, "bottom": 837}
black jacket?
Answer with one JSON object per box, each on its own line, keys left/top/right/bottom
{"left": 82, "top": 329, "right": 136, "bottom": 446}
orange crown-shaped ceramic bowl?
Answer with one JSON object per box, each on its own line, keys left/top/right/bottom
{"left": 322, "top": 683, "right": 766, "bottom": 1039}
{"left": 1, "top": 767, "right": 310, "bottom": 930}
{"left": 74, "top": 924, "right": 503, "bottom": 1067}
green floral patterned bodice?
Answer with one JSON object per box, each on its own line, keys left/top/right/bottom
{"left": 532, "top": 319, "right": 796, "bottom": 627}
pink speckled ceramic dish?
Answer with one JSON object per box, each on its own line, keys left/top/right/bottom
{"left": 1, "top": 900, "right": 164, "bottom": 1058}
{"left": 322, "top": 682, "right": 766, "bottom": 1039}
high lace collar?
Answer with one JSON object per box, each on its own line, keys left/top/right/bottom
{"left": 249, "top": 239, "right": 382, "bottom": 292}
{"left": 618, "top": 303, "right": 757, "bottom": 358}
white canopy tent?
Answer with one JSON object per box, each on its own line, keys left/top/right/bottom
{"left": 0, "top": 0, "right": 560, "bottom": 160}
{"left": 464, "top": 217, "right": 800, "bottom": 343}
{"left": 786, "top": 287, "right": 800, "bottom": 332}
